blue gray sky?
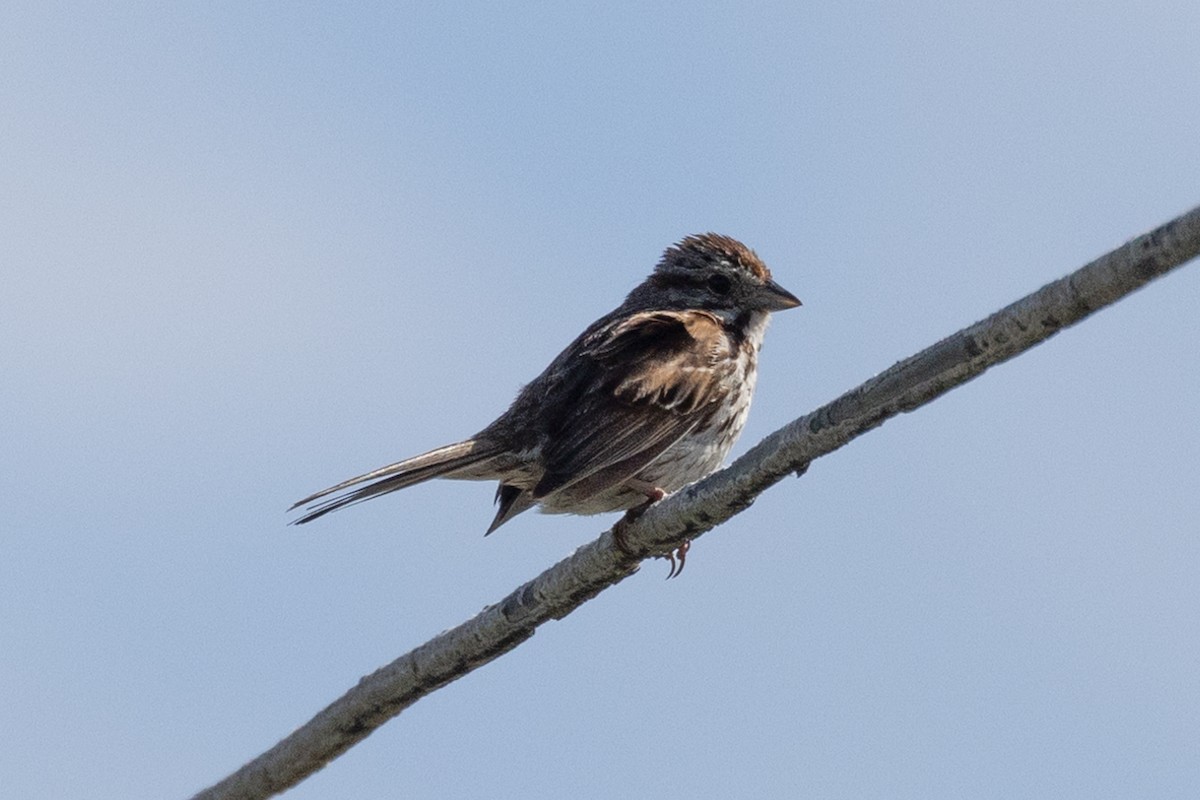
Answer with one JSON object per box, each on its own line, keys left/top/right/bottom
{"left": 3, "top": 4, "right": 1199, "bottom": 798}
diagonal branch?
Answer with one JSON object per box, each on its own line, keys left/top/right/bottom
{"left": 191, "top": 205, "right": 1200, "bottom": 800}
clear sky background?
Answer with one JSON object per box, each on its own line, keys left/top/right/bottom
{"left": 3, "top": 4, "right": 1199, "bottom": 799}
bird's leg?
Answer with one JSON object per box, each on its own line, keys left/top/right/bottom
{"left": 625, "top": 481, "right": 693, "bottom": 579}
{"left": 610, "top": 484, "right": 665, "bottom": 556}
{"left": 610, "top": 483, "right": 690, "bottom": 578}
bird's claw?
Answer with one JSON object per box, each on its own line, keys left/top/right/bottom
{"left": 664, "top": 539, "right": 691, "bottom": 579}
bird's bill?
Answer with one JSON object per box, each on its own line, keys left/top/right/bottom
{"left": 762, "top": 279, "right": 802, "bottom": 311}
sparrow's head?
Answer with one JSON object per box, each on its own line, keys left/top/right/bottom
{"left": 631, "top": 233, "right": 801, "bottom": 315}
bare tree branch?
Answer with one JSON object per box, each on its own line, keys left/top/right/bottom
{"left": 191, "top": 205, "right": 1200, "bottom": 800}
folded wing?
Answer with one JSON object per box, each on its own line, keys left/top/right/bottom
{"left": 532, "top": 309, "right": 734, "bottom": 501}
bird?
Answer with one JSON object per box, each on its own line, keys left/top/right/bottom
{"left": 290, "top": 233, "right": 800, "bottom": 574}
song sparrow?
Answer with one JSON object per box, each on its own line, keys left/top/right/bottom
{"left": 291, "top": 234, "right": 799, "bottom": 572}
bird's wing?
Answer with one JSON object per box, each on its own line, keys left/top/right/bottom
{"left": 532, "top": 309, "right": 734, "bottom": 500}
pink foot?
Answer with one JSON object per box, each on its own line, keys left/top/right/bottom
{"left": 611, "top": 487, "right": 666, "bottom": 556}
{"left": 665, "top": 539, "right": 691, "bottom": 580}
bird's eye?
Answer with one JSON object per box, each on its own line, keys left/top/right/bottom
{"left": 707, "top": 274, "right": 732, "bottom": 295}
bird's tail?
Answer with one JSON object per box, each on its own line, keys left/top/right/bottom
{"left": 289, "top": 439, "right": 504, "bottom": 524}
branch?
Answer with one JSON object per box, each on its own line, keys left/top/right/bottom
{"left": 192, "top": 205, "right": 1200, "bottom": 800}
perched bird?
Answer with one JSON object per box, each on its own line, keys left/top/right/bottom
{"left": 291, "top": 234, "right": 800, "bottom": 573}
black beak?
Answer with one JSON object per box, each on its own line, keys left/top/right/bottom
{"left": 761, "top": 279, "right": 802, "bottom": 312}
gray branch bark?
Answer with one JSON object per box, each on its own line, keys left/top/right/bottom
{"left": 191, "top": 205, "right": 1200, "bottom": 800}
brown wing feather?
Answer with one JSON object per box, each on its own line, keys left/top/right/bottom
{"left": 533, "top": 310, "right": 733, "bottom": 500}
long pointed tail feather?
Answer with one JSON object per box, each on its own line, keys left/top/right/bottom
{"left": 289, "top": 439, "right": 501, "bottom": 525}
